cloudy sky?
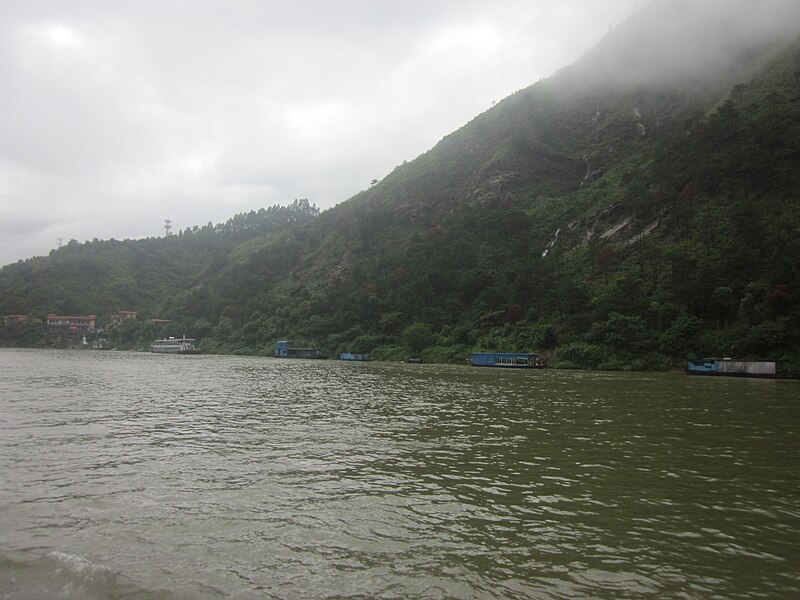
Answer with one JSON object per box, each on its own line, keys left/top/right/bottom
{"left": 0, "top": 0, "right": 649, "bottom": 266}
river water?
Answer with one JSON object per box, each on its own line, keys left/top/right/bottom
{"left": 0, "top": 349, "right": 797, "bottom": 599}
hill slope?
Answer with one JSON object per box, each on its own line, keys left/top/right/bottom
{"left": 3, "top": 0, "right": 800, "bottom": 368}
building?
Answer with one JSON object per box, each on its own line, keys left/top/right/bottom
{"left": 107, "top": 310, "right": 137, "bottom": 330}
{"left": 2, "top": 314, "right": 29, "bottom": 326}
{"left": 47, "top": 314, "right": 96, "bottom": 332}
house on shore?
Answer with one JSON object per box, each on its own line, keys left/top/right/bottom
{"left": 2, "top": 314, "right": 29, "bottom": 327}
{"left": 46, "top": 314, "right": 96, "bottom": 332}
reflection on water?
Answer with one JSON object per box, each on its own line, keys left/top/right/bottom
{"left": 0, "top": 349, "right": 798, "bottom": 599}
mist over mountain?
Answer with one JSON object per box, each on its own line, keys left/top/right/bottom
{"left": 560, "top": 0, "right": 800, "bottom": 90}
{"left": 3, "top": 0, "right": 800, "bottom": 370}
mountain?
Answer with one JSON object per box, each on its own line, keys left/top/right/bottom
{"left": 3, "top": 0, "right": 800, "bottom": 369}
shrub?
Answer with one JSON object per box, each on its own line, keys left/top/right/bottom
{"left": 555, "top": 342, "right": 604, "bottom": 369}
{"left": 402, "top": 322, "right": 435, "bottom": 355}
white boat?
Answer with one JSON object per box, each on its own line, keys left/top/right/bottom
{"left": 150, "top": 336, "right": 200, "bottom": 354}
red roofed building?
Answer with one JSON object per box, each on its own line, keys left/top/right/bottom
{"left": 47, "top": 314, "right": 96, "bottom": 332}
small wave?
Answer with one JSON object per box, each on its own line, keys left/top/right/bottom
{"left": 0, "top": 549, "right": 196, "bottom": 600}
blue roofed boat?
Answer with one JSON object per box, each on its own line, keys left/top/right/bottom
{"left": 686, "top": 358, "right": 782, "bottom": 378}
{"left": 469, "top": 352, "right": 545, "bottom": 368}
{"left": 339, "top": 352, "right": 370, "bottom": 361}
{"left": 275, "top": 340, "right": 326, "bottom": 359}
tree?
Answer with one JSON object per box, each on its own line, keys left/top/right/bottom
{"left": 708, "top": 286, "right": 737, "bottom": 327}
{"left": 402, "top": 322, "right": 435, "bottom": 355}
{"left": 659, "top": 316, "right": 704, "bottom": 357}
{"left": 600, "top": 312, "right": 649, "bottom": 353}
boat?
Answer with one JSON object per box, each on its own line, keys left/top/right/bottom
{"left": 469, "top": 352, "right": 546, "bottom": 368}
{"left": 275, "top": 341, "right": 326, "bottom": 359}
{"left": 339, "top": 352, "right": 370, "bottom": 361}
{"left": 150, "top": 336, "right": 200, "bottom": 354}
{"left": 686, "top": 358, "right": 785, "bottom": 378}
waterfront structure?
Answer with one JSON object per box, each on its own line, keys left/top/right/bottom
{"left": 470, "top": 352, "right": 545, "bottom": 368}
{"left": 275, "top": 341, "right": 325, "bottom": 359}
{"left": 46, "top": 313, "right": 96, "bottom": 332}
{"left": 150, "top": 336, "right": 199, "bottom": 354}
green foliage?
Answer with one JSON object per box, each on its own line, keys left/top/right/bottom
{"left": 659, "top": 316, "right": 705, "bottom": 357}
{"left": 555, "top": 343, "right": 604, "bottom": 370}
{"left": 0, "top": 321, "right": 46, "bottom": 347}
{"left": 745, "top": 319, "right": 790, "bottom": 355}
{"left": 421, "top": 344, "right": 472, "bottom": 364}
{"left": 598, "top": 312, "right": 649, "bottom": 353}
{"left": 109, "top": 318, "right": 159, "bottom": 349}
{"left": 401, "top": 323, "right": 436, "bottom": 356}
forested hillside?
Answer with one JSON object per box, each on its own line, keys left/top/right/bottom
{"left": 2, "top": 1, "right": 800, "bottom": 370}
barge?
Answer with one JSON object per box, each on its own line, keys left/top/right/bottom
{"left": 686, "top": 358, "right": 785, "bottom": 378}
{"left": 339, "top": 352, "right": 370, "bottom": 361}
{"left": 469, "top": 352, "right": 546, "bottom": 368}
{"left": 275, "top": 341, "right": 326, "bottom": 359}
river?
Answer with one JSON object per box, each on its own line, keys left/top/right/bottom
{"left": 0, "top": 348, "right": 797, "bottom": 599}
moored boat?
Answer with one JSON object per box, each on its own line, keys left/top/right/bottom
{"left": 469, "top": 352, "right": 545, "bottom": 368}
{"left": 275, "top": 341, "right": 326, "bottom": 359}
{"left": 150, "top": 336, "right": 200, "bottom": 354}
{"left": 339, "top": 352, "right": 370, "bottom": 361}
{"left": 686, "top": 358, "right": 786, "bottom": 378}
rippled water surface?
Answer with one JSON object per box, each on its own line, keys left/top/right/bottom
{"left": 1, "top": 349, "right": 798, "bottom": 599}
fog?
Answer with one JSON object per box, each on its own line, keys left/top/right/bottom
{"left": 560, "top": 0, "right": 800, "bottom": 90}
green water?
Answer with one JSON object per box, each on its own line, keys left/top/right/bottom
{"left": 0, "top": 349, "right": 797, "bottom": 599}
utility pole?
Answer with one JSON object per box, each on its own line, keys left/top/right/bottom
{"left": 164, "top": 219, "right": 172, "bottom": 236}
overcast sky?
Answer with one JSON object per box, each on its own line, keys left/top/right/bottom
{"left": 0, "top": 0, "right": 649, "bottom": 266}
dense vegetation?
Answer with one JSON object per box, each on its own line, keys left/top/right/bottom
{"left": 3, "top": 4, "right": 800, "bottom": 371}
